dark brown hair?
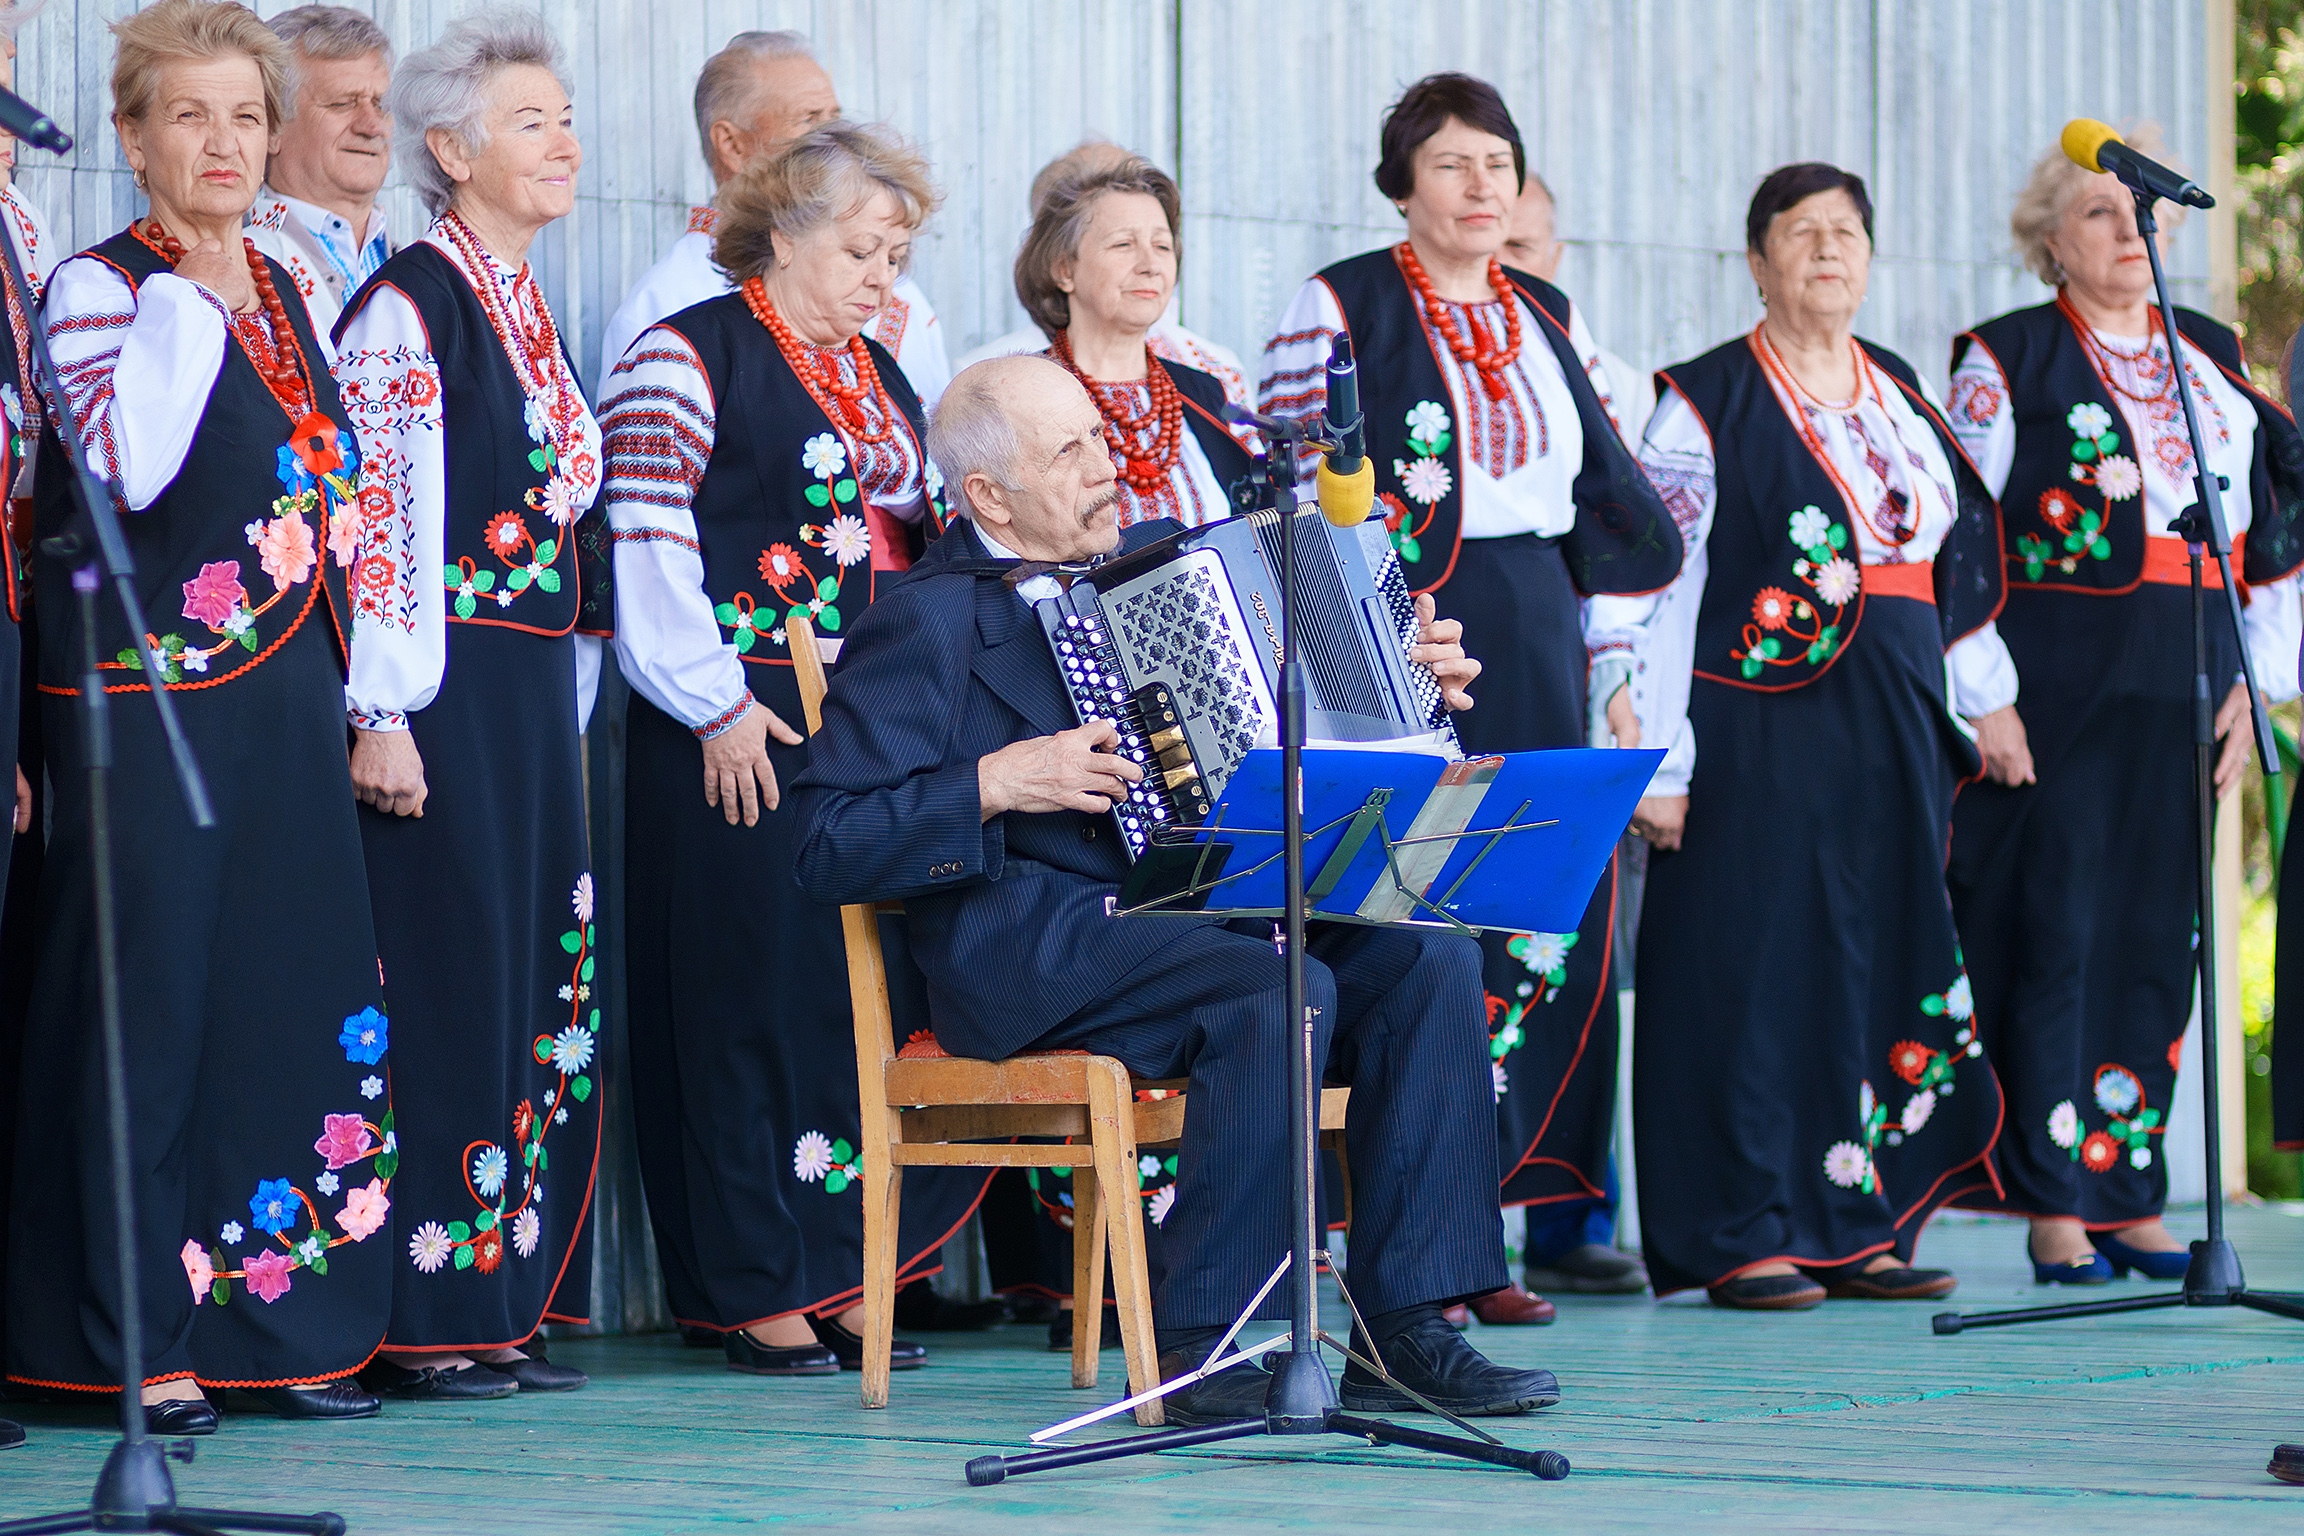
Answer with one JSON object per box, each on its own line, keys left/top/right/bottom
{"left": 1013, "top": 155, "right": 1182, "bottom": 339}
{"left": 1373, "top": 72, "right": 1524, "bottom": 203}
{"left": 1745, "top": 162, "right": 1874, "bottom": 252}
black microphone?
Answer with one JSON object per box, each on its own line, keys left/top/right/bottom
{"left": 2062, "top": 118, "right": 2211, "bottom": 210}
{"left": 1322, "top": 331, "right": 1365, "bottom": 476}
{"left": 0, "top": 87, "right": 71, "bottom": 154}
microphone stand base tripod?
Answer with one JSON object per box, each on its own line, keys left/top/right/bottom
{"left": 1931, "top": 181, "right": 2304, "bottom": 1339}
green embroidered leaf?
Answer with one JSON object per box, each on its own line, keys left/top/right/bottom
{"left": 1921, "top": 994, "right": 1946, "bottom": 1016}
{"left": 1543, "top": 966, "right": 1567, "bottom": 987}
{"left": 579, "top": 956, "right": 595, "bottom": 983}
{"left": 476, "top": 1210, "right": 497, "bottom": 1233}
{"left": 446, "top": 1221, "right": 472, "bottom": 1243}
{"left": 2073, "top": 440, "right": 2098, "bottom": 462}
{"left": 831, "top": 1137, "right": 855, "bottom": 1163}
{"left": 529, "top": 447, "right": 550, "bottom": 472}
{"left": 1819, "top": 625, "right": 1839, "bottom": 644}
{"left": 239, "top": 626, "right": 260, "bottom": 651}
{"left": 212, "top": 1278, "right": 230, "bottom": 1305}
{"left": 824, "top": 1169, "right": 850, "bottom": 1194}
{"left": 1163, "top": 1156, "right": 1178, "bottom": 1177}
{"left": 534, "top": 1035, "right": 554, "bottom": 1065}
{"left": 1740, "top": 656, "right": 1764, "bottom": 680}
{"left": 560, "top": 930, "right": 583, "bottom": 954}
{"left": 534, "top": 539, "right": 557, "bottom": 565}
{"left": 1759, "top": 637, "right": 1782, "bottom": 659}
{"left": 536, "top": 570, "right": 562, "bottom": 593}
{"left": 819, "top": 606, "right": 842, "bottom": 632}
{"left": 572, "top": 1074, "right": 593, "bottom": 1103}
{"left": 804, "top": 482, "right": 832, "bottom": 508}
{"left": 1807, "top": 544, "right": 1834, "bottom": 565}
{"left": 1397, "top": 535, "right": 1422, "bottom": 563}
{"left": 1826, "top": 524, "right": 1848, "bottom": 549}
{"left": 2026, "top": 559, "right": 2046, "bottom": 580}
{"left": 1050, "top": 1165, "right": 1072, "bottom": 1179}
{"left": 714, "top": 602, "right": 741, "bottom": 626}
{"left": 1805, "top": 641, "right": 1828, "bottom": 663}
{"left": 2088, "top": 540, "right": 2111, "bottom": 560}
{"left": 833, "top": 478, "right": 858, "bottom": 504}
{"left": 2099, "top": 431, "right": 2120, "bottom": 453}
{"left": 816, "top": 576, "right": 841, "bottom": 601}
{"left": 375, "top": 1151, "right": 398, "bottom": 1180}
{"left": 382, "top": 1109, "right": 395, "bottom": 1136}
{"left": 1427, "top": 431, "right": 1452, "bottom": 456}
{"left": 733, "top": 628, "right": 756, "bottom": 653}
{"left": 590, "top": 1007, "right": 602, "bottom": 1030}
{"left": 455, "top": 590, "right": 478, "bottom": 620}
{"left": 471, "top": 569, "right": 496, "bottom": 593}
{"left": 310, "top": 1254, "right": 328, "bottom": 1276}
{"left": 507, "top": 567, "right": 532, "bottom": 592}
{"left": 117, "top": 647, "right": 145, "bottom": 671}
{"left": 586, "top": 926, "right": 596, "bottom": 948}
{"left": 2136, "top": 1108, "right": 2162, "bottom": 1129}
{"left": 525, "top": 1142, "right": 540, "bottom": 1166}
{"left": 2080, "top": 511, "right": 2101, "bottom": 532}
{"left": 453, "top": 1244, "right": 475, "bottom": 1270}
{"left": 442, "top": 564, "right": 465, "bottom": 587}
{"left": 537, "top": 1145, "right": 549, "bottom": 1171}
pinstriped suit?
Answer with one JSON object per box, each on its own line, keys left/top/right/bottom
{"left": 791, "top": 521, "right": 1507, "bottom": 1327}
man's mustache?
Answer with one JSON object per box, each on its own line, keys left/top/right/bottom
{"left": 1080, "top": 484, "right": 1121, "bottom": 524}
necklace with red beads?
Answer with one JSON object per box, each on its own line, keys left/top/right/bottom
{"left": 437, "top": 211, "right": 585, "bottom": 461}
{"left": 1048, "top": 327, "right": 1185, "bottom": 493}
{"left": 1395, "top": 241, "right": 1523, "bottom": 401}
{"left": 740, "top": 275, "right": 899, "bottom": 445}
{"left": 133, "top": 217, "right": 316, "bottom": 423}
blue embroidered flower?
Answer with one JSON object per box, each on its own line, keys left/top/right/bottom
{"left": 274, "top": 442, "right": 314, "bottom": 494}
{"left": 249, "top": 1177, "right": 298, "bottom": 1235}
{"left": 339, "top": 1006, "right": 389, "bottom": 1064}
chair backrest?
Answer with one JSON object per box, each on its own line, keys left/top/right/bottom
{"left": 787, "top": 614, "right": 901, "bottom": 1095}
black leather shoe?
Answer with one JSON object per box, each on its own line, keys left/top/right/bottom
{"left": 490, "top": 1349, "right": 587, "bottom": 1393}
{"left": 1707, "top": 1272, "right": 1827, "bottom": 1311}
{"left": 0, "top": 1418, "right": 23, "bottom": 1449}
{"left": 1045, "top": 1308, "right": 1125, "bottom": 1352}
{"left": 723, "top": 1327, "right": 839, "bottom": 1377}
{"left": 358, "top": 1360, "right": 519, "bottom": 1401}
{"left": 812, "top": 1313, "right": 926, "bottom": 1372}
{"left": 1156, "top": 1346, "right": 1274, "bottom": 1427}
{"left": 144, "top": 1396, "right": 220, "bottom": 1436}
{"left": 1339, "top": 1310, "right": 1560, "bottom": 1416}
{"left": 235, "top": 1382, "right": 381, "bottom": 1420}
{"left": 1825, "top": 1266, "right": 1957, "bottom": 1301}
{"left": 895, "top": 1280, "right": 1009, "bottom": 1331}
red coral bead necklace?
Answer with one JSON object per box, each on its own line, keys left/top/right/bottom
{"left": 741, "top": 275, "right": 899, "bottom": 445}
{"left": 1049, "top": 327, "right": 1185, "bottom": 492}
{"left": 1396, "top": 240, "right": 1522, "bottom": 401}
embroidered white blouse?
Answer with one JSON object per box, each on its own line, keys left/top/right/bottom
{"left": 331, "top": 219, "right": 603, "bottom": 735}
{"left": 1587, "top": 347, "right": 2019, "bottom": 798}
{"left": 958, "top": 307, "right": 1254, "bottom": 410}
{"left": 1946, "top": 323, "right": 2300, "bottom": 704}
{"left": 246, "top": 190, "right": 391, "bottom": 343}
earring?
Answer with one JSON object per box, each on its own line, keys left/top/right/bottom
{"left": 1756, "top": 286, "right": 1767, "bottom": 306}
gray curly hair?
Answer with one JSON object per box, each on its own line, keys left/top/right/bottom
{"left": 390, "top": 4, "right": 570, "bottom": 217}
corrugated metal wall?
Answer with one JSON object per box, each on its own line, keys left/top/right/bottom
{"left": 4, "top": 0, "right": 2216, "bottom": 1332}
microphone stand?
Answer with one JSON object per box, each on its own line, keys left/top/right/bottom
{"left": 1932, "top": 179, "right": 2304, "bottom": 1336}
{"left": 964, "top": 415, "right": 1567, "bottom": 1485}
{"left": 0, "top": 92, "right": 348, "bottom": 1536}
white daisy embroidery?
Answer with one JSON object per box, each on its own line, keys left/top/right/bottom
{"left": 2093, "top": 454, "right": 2142, "bottom": 500}
{"left": 1901, "top": 1089, "right": 1936, "bottom": 1135}
{"left": 221, "top": 1221, "right": 245, "bottom": 1246}
{"left": 572, "top": 873, "right": 595, "bottom": 925}
{"left": 1147, "top": 1184, "right": 1176, "bottom": 1227}
{"left": 511, "top": 1207, "right": 541, "bottom": 1258}
{"left": 1491, "top": 1060, "right": 1509, "bottom": 1102}
{"left": 802, "top": 432, "right": 847, "bottom": 480}
{"left": 1789, "top": 505, "right": 1833, "bottom": 549}
{"left": 2067, "top": 403, "right": 2113, "bottom": 439}
{"left": 409, "top": 1221, "right": 453, "bottom": 1273}
{"left": 1941, "top": 975, "right": 1973, "bottom": 1022}
{"left": 2047, "top": 1100, "right": 2080, "bottom": 1149}
{"left": 1822, "top": 1141, "right": 1871, "bottom": 1189}
{"left": 315, "top": 1171, "right": 341, "bottom": 1197}
{"left": 820, "top": 513, "right": 871, "bottom": 567}
{"left": 472, "top": 1144, "right": 510, "bottom": 1199}
{"left": 550, "top": 1026, "right": 595, "bottom": 1075}
{"left": 2094, "top": 1070, "right": 2140, "bottom": 1117}
{"left": 1400, "top": 457, "right": 1453, "bottom": 506}
{"left": 1405, "top": 400, "right": 1450, "bottom": 444}
{"left": 793, "top": 1131, "right": 835, "bottom": 1183}
{"left": 1815, "top": 557, "right": 1861, "bottom": 606}
{"left": 360, "top": 1075, "right": 383, "bottom": 1101}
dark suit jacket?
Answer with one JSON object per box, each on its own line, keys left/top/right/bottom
{"left": 790, "top": 519, "right": 1217, "bottom": 1061}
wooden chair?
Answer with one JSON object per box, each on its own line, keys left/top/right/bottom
{"left": 788, "top": 613, "right": 1346, "bottom": 1422}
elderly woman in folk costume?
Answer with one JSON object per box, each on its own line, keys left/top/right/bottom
{"left": 1947, "top": 130, "right": 2304, "bottom": 1283}
{"left": 7, "top": 0, "right": 390, "bottom": 1432}
{"left": 1601, "top": 163, "right": 2013, "bottom": 1310}
{"left": 597, "top": 120, "right": 985, "bottom": 1379}
{"left": 1259, "top": 72, "right": 1679, "bottom": 1323}
{"left": 330, "top": 6, "right": 604, "bottom": 1402}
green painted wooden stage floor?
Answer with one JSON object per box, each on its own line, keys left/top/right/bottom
{"left": 6, "top": 1207, "right": 2304, "bottom": 1533}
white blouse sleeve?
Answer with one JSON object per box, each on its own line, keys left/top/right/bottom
{"left": 2243, "top": 574, "right": 2302, "bottom": 704}
{"left": 332, "top": 281, "right": 447, "bottom": 731}
{"left": 44, "top": 258, "right": 231, "bottom": 511}
{"left": 598, "top": 326, "right": 753, "bottom": 737}
{"left": 1259, "top": 277, "right": 1345, "bottom": 485}
{"left": 1945, "top": 343, "right": 2016, "bottom": 500}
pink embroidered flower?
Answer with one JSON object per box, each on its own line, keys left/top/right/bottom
{"left": 313, "top": 1113, "right": 374, "bottom": 1171}
{"left": 571, "top": 873, "right": 594, "bottom": 925}
{"left": 257, "top": 511, "right": 318, "bottom": 589}
{"left": 328, "top": 507, "right": 359, "bottom": 570}
{"left": 244, "top": 1248, "right": 293, "bottom": 1303}
{"left": 337, "top": 1179, "right": 389, "bottom": 1242}
{"left": 182, "top": 1239, "right": 214, "bottom": 1303}
{"left": 180, "top": 561, "right": 248, "bottom": 631}
{"left": 535, "top": 474, "right": 579, "bottom": 527}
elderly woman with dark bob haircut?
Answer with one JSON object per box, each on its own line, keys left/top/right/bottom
{"left": 596, "top": 120, "right": 985, "bottom": 1379}
{"left": 1596, "top": 163, "right": 2014, "bottom": 1310}
{"left": 1259, "top": 72, "right": 1679, "bottom": 1324}
{"left": 8, "top": 0, "right": 389, "bottom": 1432}
{"left": 330, "top": 4, "right": 605, "bottom": 1402}
{"left": 1016, "top": 153, "right": 1254, "bottom": 527}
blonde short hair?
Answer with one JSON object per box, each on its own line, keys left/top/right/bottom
{"left": 713, "top": 120, "right": 939, "bottom": 285}
{"left": 2011, "top": 121, "right": 2186, "bottom": 286}
{"left": 1013, "top": 155, "right": 1181, "bottom": 340}
{"left": 111, "top": 0, "right": 293, "bottom": 129}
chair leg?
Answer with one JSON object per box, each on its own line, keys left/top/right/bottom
{"left": 1070, "top": 1162, "right": 1105, "bottom": 1390}
{"left": 860, "top": 1154, "right": 902, "bottom": 1409}
{"left": 1088, "top": 1066, "right": 1163, "bottom": 1427}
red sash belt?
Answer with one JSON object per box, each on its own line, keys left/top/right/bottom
{"left": 1861, "top": 560, "right": 1935, "bottom": 603}
{"left": 2141, "top": 531, "right": 2242, "bottom": 588}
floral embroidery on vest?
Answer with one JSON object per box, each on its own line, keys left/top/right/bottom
{"left": 1384, "top": 400, "right": 1453, "bottom": 565}
{"left": 407, "top": 874, "right": 600, "bottom": 1275}
{"left": 2018, "top": 403, "right": 2138, "bottom": 580}
{"left": 794, "top": 1130, "right": 863, "bottom": 1193}
{"left": 1484, "top": 930, "right": 1577, "bottom": 1102}
{"left": 184, "top": 1001, "right": 398, "bottom": 1306}
{"left": 441, "top": 398, "right": 580, "bottom": 619}
{"left": 1824, "top": 963, "right": 1984, "bottom": 1189}
{"left": 1734, "top": 503, "right": 1855, "bottom": 680}
{"left": 1026, "top": 1100, "right": 1183, "bottom": 1230}
{"left": 715, "top": 432, "right": 874, "bottom": 652}
{"left": 2047, "top": 1063, "right": 2163, "bottom": 1174}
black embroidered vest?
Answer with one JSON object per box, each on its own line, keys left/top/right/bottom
{"left": 652, "top": 293, "right": 941, "bottom": 669}
{"left": 0, "top": 250, "right": 28, "bottom": 627}
{"left": 33, "top": 229, "right": 357, "bottom": 692}
{"left": 337, "top": 242, "right": 609, "bottom": 639}
{"left": 1314, "top": 246, "right": 1680, "bottom": 596}
{"left": 1661, "top": 333, "right": 2005, "bottom": 693}
{"left": 1172, "top": 355, "right": 1256, "bottom": 508}
{"left": 1955, "top": 301, "right": 2304, "bottom": 592}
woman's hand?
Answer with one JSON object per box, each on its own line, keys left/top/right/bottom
{"left": 1970, "top": 704, "right": 2036, "bottom": 786}
{"left": 1411, "top": 592, "right": 1481, "bottom": 712}
{"left": 351, "top": 728, "right": 429, "bottom": 818}
{"left": 1604, "top": 685, "right": 1641, "bottom": 749}
{"left": 2214, "top": 681, "right": 2254, "bottom": 798}
{"left": 175, "top": 238, "right": 255, "bottom": 313}
{"left": 701, "top": 701, "right": 803, "bottom": 826}
{"left": 11, "top": 764, "right": 28, "bottom": 835}
{"left": 1631, "top": 795, "right": 1687, "bottom": 851}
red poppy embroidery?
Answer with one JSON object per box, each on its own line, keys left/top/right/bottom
{"left": 1751, "top": 587, "right": 1797, "bottom": 632}
{"left": 1888, "top": 1040, "right": 1935, "bottom": 1087}
{"left": 2038, "top": 486, "right": 2083, "bottom": 533}
{"left": 2079, "top": 1130, "right": 2120, "bottom": 1172}
{"left": 482, "top": 510, "right": 530, "bottom": 560}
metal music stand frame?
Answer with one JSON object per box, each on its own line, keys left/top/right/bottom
{"left": 962, "top": 414, "right": 1569, "bottom": 1485}
{"left": 0, "top": 85, "right": 348, "bottom": 1536}
{"left": 1932, "top": 176, "right": 2304, "bottom": 1338}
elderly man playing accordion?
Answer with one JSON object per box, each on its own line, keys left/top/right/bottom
{"left": 790, "top": 354, "right": 1560, "bottom": 1425}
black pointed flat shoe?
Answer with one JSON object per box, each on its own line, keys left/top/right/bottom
{"left": 811, "top": 1313, "right": 926, "bottom": 1372}
{"left": 144, "top": 1396, "right": 220, "bottom": 1436}
{"left": 492, "top": 1352, "right": 587, "bottom": 1393}
{"left": 1707, "top": 1272, "right": 1827, "bottom": 1310}
{"left": 1826, "top": 1266, "right": 1957, "bottom": 1300}
{"left": 723, "top": 1327, "right": 839, "bottom": 1377}
{"left": 358, "top": 1360, "right": 519, "bottom": 1401}
{"left": 235, "top": 1382, "right": 382, "bottom": 1420}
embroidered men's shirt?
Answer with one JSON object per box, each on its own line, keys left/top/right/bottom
{"left": 246, "top": 190, "right": 390, "bottom": 342}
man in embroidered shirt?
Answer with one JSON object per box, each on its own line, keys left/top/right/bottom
{"left": 244, "top": 5, "right": 394, "bottom": 339}
{"left": 596, "top": 30, "right": 951, "bottom": 403}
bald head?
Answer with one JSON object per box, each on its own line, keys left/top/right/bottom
{"left": 1029, "top": 138, "right": 1134, "bottom": 215}
{"left": 930, "top": 356, "right": 1120, "bottom": 561}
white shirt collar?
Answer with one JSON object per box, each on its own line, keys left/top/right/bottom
{"left": 263, "top": 188, "right": 389, "bottom": 278}
{"left": 972, "top": 524, "right": 1065, "bottom": 601}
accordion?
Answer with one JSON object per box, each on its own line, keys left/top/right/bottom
{"left": 1033, "top": 508, "right": 1460, "bottom": 863}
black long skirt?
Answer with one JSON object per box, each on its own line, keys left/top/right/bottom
{"left": 8, "top": 614, "right": 394, "bottom": 1390}
{"left": 359, "top": 624, "right": 598, "bottom": 1350}
{"left": 2274, "top": 762, "right": 2304, "bottom": 1151}
{"left": 1635, "top": 595, "right": 2002, "bottom": 1294}
{"left": 1953, "top": 585, "right": 2241, "bottom": 1222}
{"left": 624, "top": 673, "right": 988, "bottom": 1332}
{"left": 1432, "top": 533, "right": 1620, "bottom": 1212}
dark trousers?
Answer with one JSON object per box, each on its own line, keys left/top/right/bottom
{"left": 1037, "top": 920, "right": 1505, "bottom": 1329}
